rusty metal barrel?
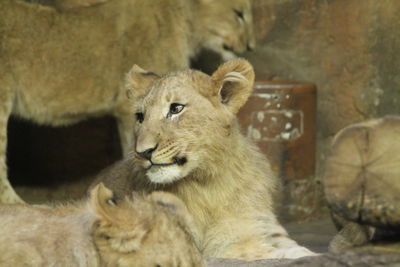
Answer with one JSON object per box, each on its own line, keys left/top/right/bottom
{"left": 238, "top": 81, "right": 317, "bottom": 181}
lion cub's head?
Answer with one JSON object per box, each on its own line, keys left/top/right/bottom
{"left": 90, "top": 184, "right": 204, "bottom": 267}
{"left": 126, "top": 58, "right": 254, "bottom": 184}
{"left": 196, "top": 0, "right": 256, "bottom": 60}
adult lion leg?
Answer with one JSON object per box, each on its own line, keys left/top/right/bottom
{"left": 0, "top": 81, "right": 24, "bottom": 203}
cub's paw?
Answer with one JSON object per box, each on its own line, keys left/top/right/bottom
{"left": 272, "top": 247, "right": 318, "bottom": 259}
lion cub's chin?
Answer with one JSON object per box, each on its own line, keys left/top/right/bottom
{"left": 146, "top": 165, "right": 187, "bottom": 184}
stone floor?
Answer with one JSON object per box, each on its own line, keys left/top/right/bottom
{"left": 284, "top": 216, "right": 337, "bottom": 253}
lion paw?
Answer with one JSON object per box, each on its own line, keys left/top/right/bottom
{"left": 272, "top": 247, "right": 318, "bottom": 259}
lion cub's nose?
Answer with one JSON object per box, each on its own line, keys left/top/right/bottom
{"left": 137, "top": 145, "right": 158, "bottom": 161}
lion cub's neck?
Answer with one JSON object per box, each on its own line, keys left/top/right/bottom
{"left": 197, "top": 128, "right": 266, "bottom": 184}
{"left": 167, "top": 127, "right": 274, "bottom": 229}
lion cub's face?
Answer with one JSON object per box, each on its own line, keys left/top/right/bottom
{"left": 197, "top": 0, "right": 256, "bottom": 59}
{"left": 126, "top": 59, "right": 255, "bottom": 184}
{"left": 92, "top": 184, "right": 204, "bottom": 267}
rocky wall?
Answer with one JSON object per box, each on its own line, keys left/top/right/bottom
{"left": 242, "top": 0, "right": 400, "bottom": 220}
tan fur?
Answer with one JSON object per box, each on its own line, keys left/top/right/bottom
{"left": 0, "top": 183, "right": 204, "bottom": 266}
{"left": 93, "top": 59, "right": 315, "bottom": 260}
{"left": 0, "top": 0, "right": 255, "bottom": 203}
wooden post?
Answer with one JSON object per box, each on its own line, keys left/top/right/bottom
{"left": 324, "top": 115, "right": 400, "bottom": 229}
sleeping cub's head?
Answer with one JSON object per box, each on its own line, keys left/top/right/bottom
{"left": 90, "top": 183, "right": 203, "bottom": 267}
{"left": 126, "top": 58, "right": 254, "bottom": 185}
{"left": 196, "top": 0, "right": 256, "bottom": 60}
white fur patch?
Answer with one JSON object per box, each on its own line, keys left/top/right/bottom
{"left": 271, "top": 247, "right": 317, "bottom": 258}
{"left": 146, "top": 165, "right": 184, "bottom": 184}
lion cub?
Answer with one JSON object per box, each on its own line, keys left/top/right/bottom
{"left": 0, "top": 183, "right": 204, "bottom": 267}
{"left": 92, "top": 59, "right": 316, "bottom": 260}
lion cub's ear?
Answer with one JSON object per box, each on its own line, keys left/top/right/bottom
{"left": 90, "top": 183, "right": 119, "bottom": 222}
{"left": 90, "top": 183, "right": 149, "bottom": 253}
{"left": 125, "top": 64, "right": 159, "bottom": 100}
{"left": 211, "top": 58, "right": 255, "bottom": 114}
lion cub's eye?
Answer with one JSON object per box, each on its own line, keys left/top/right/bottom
{"left": 234, "top": 9, "right": 244, "bottom": 20}
{"left": 135, "top": 112, "right": 144, "bottom": 123}
{"left": 169, "top": 103, "right": 185, "bottom": 115}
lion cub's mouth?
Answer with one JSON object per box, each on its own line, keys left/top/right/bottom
{"left": 172, "top": 156, "right": 187, "bottom": 166}
{"left": 147, "top": 156, "right": 187, "bottom": 169}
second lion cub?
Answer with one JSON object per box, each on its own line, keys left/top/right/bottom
{"left": 0, "top": 184, "right": 204, "bottom": 267}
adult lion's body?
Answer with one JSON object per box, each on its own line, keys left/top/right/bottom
{"left": 0, "top": 0, "right": 255, "bottom": 203}
{"left": 92, "top": 59, "right": 315, "bottom": 260}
